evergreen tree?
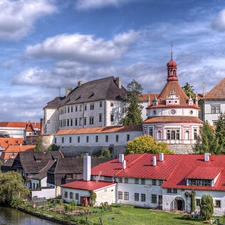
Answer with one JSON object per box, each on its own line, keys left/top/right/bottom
{"left": 47, "top": 144, "right": 60, "bottom": 151}
{"left": 34, "top": 136, "right": 42, "bottom": 152}
{"left": 122, "top": 79, "right": 143, "bottom": 125}
{"left": 194, "top": 121, "right": 221, "bottom": 154}
{"left": 215, "top": 113, "right": 225, "bottom": 153}
{"left": 200, "top": 194, "right": 214, "bottom": 220}
{"left": 182, "top": 82, "right": 195, "bottom": 99}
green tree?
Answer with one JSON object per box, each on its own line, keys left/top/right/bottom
{"left": 47, "top": 144, "right": 60, "bottom": 151}
{"left": 126, "top": 135, "right": 173, "bottom": 154}
{"left": 34, "top": 136, "right": 42, "bottom": 152}
{"left": 99, "top": 148, "right": 111, "bottom": 158}
{"left": 182, "top": 82, "right": 195, "bottom": 99}
{"left": 200, "top": 194, "right": 214, "bottom": 220}
{"left": 215, "top": 113, "right": 225, "bottom": 153}
{"left": 194, "top": 121, "right": 221, "bottom": 154}
{"left": 122, "top": 79, "right": 143, "bottom": 125}
{"left": 0, "top": 171, "right": 30, "bottom": 207}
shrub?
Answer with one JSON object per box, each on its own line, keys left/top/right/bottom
{"left": 200, "top": 194, "right": 214, "bottom": 220}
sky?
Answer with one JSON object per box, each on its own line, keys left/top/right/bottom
{"left": 0, "top": 0, "right": 225, "bottom": 122}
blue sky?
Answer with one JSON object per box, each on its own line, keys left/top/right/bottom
{"left": 1, "top": 0, "right": 225, "bottom": 122}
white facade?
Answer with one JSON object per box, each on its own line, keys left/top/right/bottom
{"left": 0, "top": 127, "right": 25, "bottom": 139}
{"left": 44, "top": 108, "right": 59, "bottom": 134}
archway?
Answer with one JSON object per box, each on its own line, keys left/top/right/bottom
{"left": 173, "top": 197, "right": 185, "bottom": 211}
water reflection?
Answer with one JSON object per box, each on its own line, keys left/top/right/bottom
{"left": 0, "top": 207, "right": 58, "bottom": 225}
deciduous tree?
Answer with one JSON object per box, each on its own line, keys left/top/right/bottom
{"left": 182, "top": 82, "right": 195, "bottom": 99}
{"left": 215, "top": 113, "right": 225, "bottom": 153}
{"left": 34, "top": 136, "right": 42, "bottom": 152}
{"left": 122, "top": 79, "right": 143, "bottom": 125}
{"left": 126, "top": 135, "right": 173, "bottom": 154}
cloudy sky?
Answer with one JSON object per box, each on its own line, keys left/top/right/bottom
{"left": 0, "top": 0, "right": 225, "bottom": 122}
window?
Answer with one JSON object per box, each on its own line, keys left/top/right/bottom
{"left": 84, "top": 117, "right": 87, "bottom": 125}
{"left": 100, "top": 101, "right": 102, "bottom": 107}
{"left": 75, "top": 106, "right": 78, "bottom": 112}
{"left": 124, "top": 178, "right": 128, "bottom": 183}
{"left": 86, "top": 136, "right": 89, "bottom": 143}
{"left": 135, "top": 178, "right": 139, "bottom": 184}
{"left": 194, "top": 128, "right": 198, "bottom": 140}
{"left": 167, "top": 188, "right": 172, "bottom": 193}
{"left": 166, "top": 129, "right": 180, "bottom": 140}
{"left": 69, "top": 137, "right": 72, "bottom": 143}
{"left": 99, "top": 113, "right": 102, "bottom": 122}
{"left": 173, "top": 189, "right": 177, "bottom": 193}
{"left": 157, "top": 131, "right": 162, "bottom": 140}
{"left": 118, "top": 178, "right": 122, "bottom": 183}
{"left": 90, "top": 104, "right": 94, "bottom": 110}
{"left": 141, "top": 179, "right": 145, "bottom": 185}
{"left": 75, "top": 118, "right": 78, "bottom": 126}
{"left": 64, "top": 191, "right": 68, "bottom": 198}
{"left": 134, "top": 193, "right": 139, "bottom": 201}
{"left": 211, "top": 105, "right": 220, "bottom": 114}
{"left": 96, "top": 136, "right": 98, "bottom": 142}
{"left": 215, "top": 200, "right": 221, "bottom": 208}
{"left": 196, "top": 199, "right": 201, "bottom": 206}
{"left": 111, "top": 102, "right": 114, "bottom": 107}
{"left": 158, "top": 180, "right": 163, "bottom": 186}
{"left": 127, "top": 134, "right": 130, "bottom": 141}
{"left": 189, "top": 179, "right": 211, "bottom": 186}
{"left": 79, "top": 118, "right": 82, "bottom": 126}
{"left": 80, "top": 105, "right": 82, "bottom": 111}
{"left": 149, "top": 127, "right": 153, "bottom": 137}
{"left": 71, "top": 106, "right": 73, "bottom": 112}
{"left": 67, "top": 119, "right": 69, "bottom": 126}
{"left": 62, "top": 137, "right": 64, "bottom": 144}
{"left": 77, "top": 136, "right": 80, "bottom": 143}
{"left": 151, "top": 194, "right": 157, "bottom": 204}
{"left": 141, "top": 194, "right": 146, "bottom": 202}
{"left": 106, "top": 135, "right": 108, "bottom": 142}
{"left": 70, "top": 192, "right": 73, "bottom": 199}
{"left": 118, "top": 191, "right": 123, "bottom": 200}
{"left": 89, "top": 117, "right": 94, "bottom": 125}
{"left": 152, "top": 179, "right": 157, "bottom": 186}
{"left": 116, "top": 135, "right": 119, "bottom": 142}
{"left": 84, "top": 104, "right": 87, "bottom": 111}
{"left": 75, "top": 193, "right": 79, "bottom": 200}
{"left": 68, "top": 107, "right": 70, "bottom": 113}
{"left": 124, "top": 192, "right": 129, "bottom": 200}
{"left": 110, "top": 114, "right": 114, "bottom": 122}
{"left": 54, "top": 138, "right": 57, "bottom": 144}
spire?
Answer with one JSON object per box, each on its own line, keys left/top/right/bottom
{"left": 171, "top": 42, "right": 174, "bottom": 60}
{"left": 167, "top": 43, "right": 178, "bottom": 82}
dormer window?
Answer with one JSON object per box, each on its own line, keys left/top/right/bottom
{"left": 166, "top": 91, "right": 180, "bottom": 105}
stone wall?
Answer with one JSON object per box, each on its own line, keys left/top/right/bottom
{"left": 168, "top": 144, "right": 194, "bottom": 154}
{"left": 60, "top": 145, "right": 127, "bottom": 158}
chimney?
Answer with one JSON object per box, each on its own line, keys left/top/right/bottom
{"left": 66, "top": 88, "right": 72, "bottom": 97}
{"left": 122, "top": 160, "right": 126, "bottom": 169}
{"left": 119, "top": 154, "right": 124, "bottom": 162}
{"left": 83, "top": 154, "right": 91, "bottom": 181}
{"left": 115, "top": 77, "right": 122, "bottom": 89}
{"left": 159, "top": 153, "right": 164, "bottom": 162}
{"left": 78, "top": 81, "right": 82, "bottom": 87}
{"left": 152, "top": 156, "right": 157, "bottom": 166}
{"left": 204, "top": 153, "right": 210, "bottom": 162}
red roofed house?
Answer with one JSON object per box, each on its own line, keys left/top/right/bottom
{"left": 143, "top": 54, "right": 203, "bottom": 153}
{"left": 199, "top": 78, "right": 225, "bottom": 126}
{"left": 61, "top": 153, "right": 225, "bottom": 216}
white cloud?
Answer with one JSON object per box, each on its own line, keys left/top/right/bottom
{"left": 75, "top": 0, "right": 128, "bottom": 10}
{"left": 24, "top": 30, "right": 139, "bottom": 63}
{"left": 0, "top": 60, "right": 14, "bottom": 69}
{"left": 0, "top": 0, "right": 57, "bottom": 41}
{"left": 212, "top": 9, "right": 225, "bottom": 32}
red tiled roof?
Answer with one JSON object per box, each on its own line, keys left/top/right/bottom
{"left": 0, "top": 138, "right": 24, "bottom": 148}
{"left": 4, "top": 145, "right": 35, "bottom": 153}
{"left": 92, "top": 154, "right": 225, "bottom": 191}
{"left": 0, "top": 122, "right": 40, "bottom": 129}
{"left": 56, "top": 125, "right": 142, "bottom": 135}
{"left": 143, "top": 116, "right": 203, "bottom": 124}
{"left": 202, "top": 78, "right": 225, "bottom": 99}
{"left": 139, "top": 94, "right": 159, "bottom": 102}
{"left": 61, "top": 181, "right": 116, "bottom": 191}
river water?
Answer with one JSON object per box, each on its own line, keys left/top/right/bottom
{"left": 0, "top": 207, "right": 59, "bottom": 225}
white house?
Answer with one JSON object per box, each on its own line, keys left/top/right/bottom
{"left": 62, "top": 153, "right": 225, "bottom": 216}
{"left": 199, "top": 78, "right": 225, "bottom": 126}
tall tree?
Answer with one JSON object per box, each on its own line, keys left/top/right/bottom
{"left": 122, "top": 79, "right": 143, "bottom": 125}
{"left": 200, "top": 194, "right": 214, "bottom": 221}
{"left": 182, "top": 82, "right": 195, "bottom": 99}
{"left": 126, "top": 135, "right": 173, "bottom": 154}
{"left": 34, "top": 136, "right": 42, "bottom": 152}
{"left": 194, "top": 121, "right": 221, "bottom": 154}
{"left": 215, "top": 113, "right": 225, "bottom": 153}
{"left": 0, "top": 171, "right": 29, "bottom": 207}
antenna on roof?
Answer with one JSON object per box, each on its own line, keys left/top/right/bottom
{"left": 171, "top": 42, "right": 174, "bottom": 60}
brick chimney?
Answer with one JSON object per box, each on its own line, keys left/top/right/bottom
{"left": 115, "top": 77, "right": 122, "bottom": 89}
{"left": 66, "top": 88, "right": 72, "bottom": 97}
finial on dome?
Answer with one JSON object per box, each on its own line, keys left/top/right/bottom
{"left": 171, "top": 42, "right": 174, "bottom": 60}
